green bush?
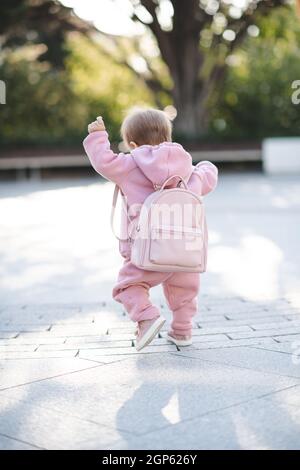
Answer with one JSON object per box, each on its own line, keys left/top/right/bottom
{"left": 210, "top": 8, "right": 300, "bottom": 140}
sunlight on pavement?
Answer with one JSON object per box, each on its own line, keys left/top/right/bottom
{"left": 209, "top": 235, "right": 283, "bottom": 302}
{"left": 0, "top": 174, "right": 300, "bottom": 307}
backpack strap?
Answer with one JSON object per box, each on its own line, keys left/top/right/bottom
{"left": 110, "top": 185, "right": 132, "bottom": 242}
{"left": 160, "top": 175, "right": 188, "bottom": 191}
{"left": 110, "top": 185, "right": 121, "bottom": 240}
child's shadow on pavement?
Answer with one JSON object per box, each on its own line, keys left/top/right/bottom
{"left": 115, "top": 353, "right": 300, "bottom": 450}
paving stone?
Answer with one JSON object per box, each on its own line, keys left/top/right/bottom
{"left": 189, "top": 332, "right": 230, "bottom": 342}
{"left": 49, "top": 325, "right": 108, "bottom": 336}
{"left": 0, "top": 395, "right": 125, "bottom": 450}
{"left": 0, "top": 324, "right": 51, "bottom": 332}
{"left": 176, "top": 347, "right": 300, "bottom": 379}
{"left": 79, "top": 344, "right": 177, "bottom": 358}
{"left": 0, "top": 358, "right": 101, "bottom": 390}
{"left": 93, "top": 317, "right": 132, "bottom": 326}
{"left": 0, "top": 350, "right": 79, "bottom": 360}
{"left": 286, "top": 314, "right": 300, "bottom": 320}
{"left": 1, "top": 353, "right": 297, "bottom": 440}
{"left": 0, "top": 332, "right": 19, "bottom": 340}
{"left": 265, "top": 384, "right": 300, "bottom": 408}
{"left": 65, "top": 333, "right": 136, "bottom": 343}
{"left": 0, "top": 433, "right": 40, "bottom": 450}
{"left": 195, "top": 325, "right": 253, "bottom": 335}
{"left": 179, "top": 337, "right": 278, "bottom": 351}
{"left": 107, "top": 326, "right": 148, "bottom": 335}
{"left": 198, "top": 315, "right": 288, "bottom": 328}
{"left": 13, "top": 336, "right": 67, "bottom": 345}
{"left": 249, "top": 343, "right": 298, "bottom": 355}
{"left": 0, "top": 344, "right": 38, "bottom": 352}
{"left": 194, "top": 314, "right": 228, "bottom": 322}
{"left": 273, "top": 333, "right": 300, "bottom": 343}
{"left": 37, "top": 340, "right": 133, "bottom": 351}
{"left": 250, "top": 320, "right": 300, "bottom": 331}
{"left": 228, "top": 327, "right": 300, "bottom": 340}
{"left": 225, "top": 311, "right": 291, "bottom": 320}
{"left": 17, "top": 332, "right": 69, "bottom": 341}
{"left": 108, "top": 397, "right": 300, "bottom": 450}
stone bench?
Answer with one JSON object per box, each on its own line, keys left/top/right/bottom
{"left": 263, "top": 138, "right": 300, "bottom": 174}
{"left": 0, "top": 149, "right": 262, "bottom": 179}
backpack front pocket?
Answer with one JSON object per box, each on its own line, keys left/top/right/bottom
{"left": 149, "top": 226, "right": 203, "bottom": 268}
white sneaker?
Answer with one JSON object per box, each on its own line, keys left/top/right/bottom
{"left": 166, "top": 333, "right": 193, "bottom": 347}
{"left": 135, "top": 317, "right": 166, "bottom": 351}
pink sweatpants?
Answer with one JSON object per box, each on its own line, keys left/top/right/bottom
{"left": 112, "top": 260, "right": 200, "bottom": 335}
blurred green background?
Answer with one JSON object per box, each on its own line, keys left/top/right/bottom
{"left": 0, "top": 0, "right": 299, "bottom": 149}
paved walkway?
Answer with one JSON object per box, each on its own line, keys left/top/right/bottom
{"left": 0, "top": 173, "right": 300, "bottom": 449}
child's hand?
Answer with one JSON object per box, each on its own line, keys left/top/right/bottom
{"left": 88, "top": 116, "right": 106, "bottom": 133}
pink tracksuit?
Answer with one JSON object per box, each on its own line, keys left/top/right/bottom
{"left": 83, "top": 131, "right": 218, "bottom": 335}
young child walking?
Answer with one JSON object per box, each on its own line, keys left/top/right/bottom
{"left": 83, "top": 108, "right": 218, "bottom": 351}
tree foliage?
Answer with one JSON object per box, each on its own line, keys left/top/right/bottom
{"left": 0, "top": 0, "right": 299, "bottom": 146}
{"left": 211, "top": 6, "right": 300, "bottom": 139}
{"left": 0, "top": 0, "right": 89, "bottom": 67}
{"left": 106, "top": 0, "right": 291, "bottom": 135}
{"left": 0, "top": 34, "right": 152, "bottom": 146}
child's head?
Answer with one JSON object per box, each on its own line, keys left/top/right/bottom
{"left": 121, "top": 108, "right": 172, "bottom": 149}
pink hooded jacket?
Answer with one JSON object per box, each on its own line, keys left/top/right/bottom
{"left": 83, "top": 130, "right": 218, "bottom": 259}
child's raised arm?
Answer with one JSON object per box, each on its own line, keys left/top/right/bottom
{"left": 193, "top": 160, "right": 218, "bottom": 196}
{"left": 83, "top": 117, "right": 134, "bottom": 185}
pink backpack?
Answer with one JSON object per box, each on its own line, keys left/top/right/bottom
{"left": 111, "top": 175, "right": 208, "bottom": 273}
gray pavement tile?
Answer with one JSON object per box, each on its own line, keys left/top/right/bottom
{"left": 195, "top": 325, "right": 253, "bottom": 334}
{"left": 0, "top": 395, "right": 125, "bottom": 450}
{"left": 108, "top": 396, "right": 300, "bottom": 450}
{"left": 265, "top": 384, "right": 300, "bottom": 408}
{"left": 178, "top": 337, "right": 278, "bottom": 351}
{"left": 184, "top": 332, "right": 229, "bottom": 341}
{"left": 194, "top": 314, "right": 228, "bottom": 322}
{"left": 1, "top": 353, "right": 297, "bottom": 437}
{"left": 107, "top": 326, "right": 150, "bottom": 334}
{"left": 49, "top": 325, "right": 108, "bottom": 336}
{"left": 249, "top": 342, "right": 299, "bottom": 355}
{"left": 228, "top": 327, "right": 300, "bottom": 340}
{"left": 274, "top": 333, "right": 300, "bottom": 343}
{"left": 0, "top": 358, "right": 102, "bottom": 390}
{"left": 286, "top": 314, "right": 300, "bottom": 320}
{"left": 0, "top": 350, "right": 78, "bottom": 360}
{"left": 0, "top": 324, "right": 51, "bottom": 332}
{"left": 65, "top": 333, "right": 136, "bottom": 343}
{"left": 0, "top": 433, "right": 40, "bottom": 450}
{"left": 176, "top": 346, "right": 300, "bottom": 379}
{"left": 225, "top": 311, "right": 292, "bottom": 320}
{"left": 13, "top": 336, "right": 67, "bottom": 345}
{"left": 250, "top": 320, "right": 300, "bottom": 331}
{"left": 16, "top": 332, "right": 69, "bottom": 340}
{"left": 0, "top": 332, "right": 19, "bottom": 340}
{"left": 37, "top": 340, "right": 133, "bottom": 351}
{"left": 79, "top": 344, "right": 177, "bottom": 358}
{"left": 0, "top": 344, "right": 38, "bottom": 353}
{"left": 197, "top": 316, "right": 288, "bottom": 328}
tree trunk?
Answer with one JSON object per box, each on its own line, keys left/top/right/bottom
{"left": 173, "top": 87, "right": 209, "bottom": 138}
{"left": 166, "top": 1, "right": 209, "bottom": 137}
{"left": 137, "top": 0, "right": 226, "bottom": 137}
{"left": 172, "top": 62, "right": 226, "bottom": 137}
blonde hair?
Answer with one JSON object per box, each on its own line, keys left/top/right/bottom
{"left": 121, "top": 108, "right": 172, "bottom": 149}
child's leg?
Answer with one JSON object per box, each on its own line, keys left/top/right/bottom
{"left": 162, "top": 272, "right": 200, "bottom": 336}
{"left": 113, "top": 260, "right": 169, "bottom": 323}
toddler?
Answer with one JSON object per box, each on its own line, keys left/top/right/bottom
{"left": 83, "top": 108, "right": 218, "bottom": 351}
